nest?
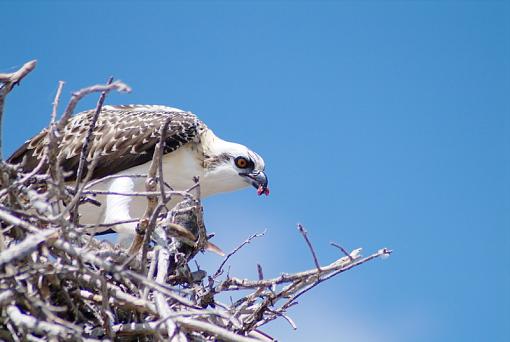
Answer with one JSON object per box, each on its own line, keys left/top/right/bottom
{"left": 0, "top": 61, "right": 391, "bottom": 341}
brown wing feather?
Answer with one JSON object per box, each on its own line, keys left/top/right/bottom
{"left": 7, "top": 105, "right": 206, "bottom": 181}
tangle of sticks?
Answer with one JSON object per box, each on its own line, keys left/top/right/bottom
{"left": 0, "top": 61, "right": 392, "bottom": 341}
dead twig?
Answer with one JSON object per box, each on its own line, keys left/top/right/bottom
{"left": 6, "top": 305, "right": 76, "bottom": 338}
{"left": 297, "top": 223, "right": 321, "bottom": 271}
{"left": 330, "top": 241, "right": 354, "bottom": 261}
{"left": 84, "top": 173, "right": 148, "bottom": 189}
{"left": 158, "top": 117, "right": 172, "bottom": 202}
{"left": 213, "top": 230, "right": 266, "bottom": 279}
{"left": 58, "top": 81, "right": 131, "bottom": 132}
{"left": 127, "top": 142, "right": 160, "bottom": 256}
{"left": 0, "top": 60, "right": 37, "bottom": 88}
{"left": 153, "top": 243, "right": 187, "bottom": 341}
{"left": 71, "top": 76, "right": 114, "bottom": 224}
{"left": 0, "top": 61, "right": 37, "bottom": 160}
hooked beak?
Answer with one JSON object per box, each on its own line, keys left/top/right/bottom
{"left": 241, "top": 170, "right": 270, "bottom": 196}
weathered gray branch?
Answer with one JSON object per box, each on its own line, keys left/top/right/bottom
{"left": 0, "top": 228, "right": 56, "bottom": 267}
{"left": 6, "top": 305, "right": 75, "bottom": 338}
{"left": 0, "top": 60, "right": 37, "bottom": 161}
{"left": 71, "top": 76, "right": 114, "bottom": 224}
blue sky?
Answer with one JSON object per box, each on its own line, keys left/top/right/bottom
{"left": 2, "top": 1, "right": 509, "bottom": 341}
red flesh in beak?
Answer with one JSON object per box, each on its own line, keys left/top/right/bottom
{"left": 257, "top": 185, "right": 270, "bottom": 196}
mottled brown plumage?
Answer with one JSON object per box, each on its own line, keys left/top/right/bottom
{"left": 8, "top": 105, "right": 207, "bottom": 180}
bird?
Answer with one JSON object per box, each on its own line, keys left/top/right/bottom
{"left": 7, "top": 104, "right": 269, "bottom": 246}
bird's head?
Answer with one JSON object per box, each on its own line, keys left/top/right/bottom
{"left": 201, "top": 134, "right": 269, "bottom": 198}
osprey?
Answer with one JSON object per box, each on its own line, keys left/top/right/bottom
{"left": 8, "top": 105, "right": 269, "bottom": 245}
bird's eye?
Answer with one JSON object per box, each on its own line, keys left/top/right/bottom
{"left": 235, "top": 157, "right": 249, "bottom": 169}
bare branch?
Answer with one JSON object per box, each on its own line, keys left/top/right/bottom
{"left": 173, "top": 316, "right": 260, "bottom": 342}
{"left": 58, "top": 81, "right": 131, "bottom": 131}
{"left": 0, "top": 60, "right": 37, "bottom": 86}
{"left": 71, "top": 76, "right": 114, "bottom": 224}
{"left": 6, "top": 305, "right": 76, "bottom": 338}
{"left": 138, "top": 117, "right": 174, "bottom": 268}
{"left": 157, "top": 117, "right": 172, "bottom": 202}
{"left": 216, "top": 248, "right": 376, "bottom": 291}
{"left": 330, "top": 241, "right": 354, "bottom": 261}
{"left": 46, "top": 81, "right": 65, "bottom": 185}
{"left": 0, "top": 60, "right": 37, "bottom": 160}
{"left": 154, "top": 244, "right": 187, "bottom": 341}
{"left": 213, "top": 230, "right": 266, "bottom": 279}
{"left": 297, "top": 223, "right": 321, "bottom": 271}
{"left": 0, "top": 229, "right": 57, "bottom": 267}
{"left": 257, "top": 264, "right": 264, "bottom": 280}
{"left": 80, "top": 189, "right": 194, "bottom": 198}
{"left": 84, "top": 173, "right": 148, "bottom": 189}
{"left": 127, "top": 143, "right": 160, "bottom": 256}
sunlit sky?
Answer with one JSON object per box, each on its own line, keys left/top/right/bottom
{"left": 2, "top": 1, "right": 509, "bottom": 341}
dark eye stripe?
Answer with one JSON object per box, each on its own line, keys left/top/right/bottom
{"left": 247, "top": 150, "right": 264, "bottom": 170}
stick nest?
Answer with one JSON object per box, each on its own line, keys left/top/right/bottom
{"left": 0, "top": 61, "right": 391, "bottom": 341}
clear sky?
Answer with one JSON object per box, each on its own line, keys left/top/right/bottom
{"left": 2, "top": 1, "right": 509, "bottom": 341}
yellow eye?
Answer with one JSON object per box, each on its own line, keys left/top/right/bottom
{"left": 235, "top": 157, "right": 249, "bottom": 169}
